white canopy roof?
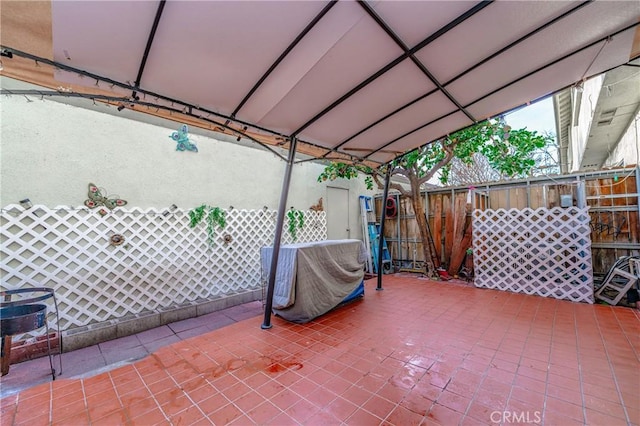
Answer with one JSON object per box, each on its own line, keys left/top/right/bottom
{"left": 2, "top": 0, "right": 639, "bottom": 165}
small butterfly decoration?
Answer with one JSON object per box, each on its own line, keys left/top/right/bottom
{"left": 170, "top": 124, "right": 198, "bottom": 152}
{"left": 84, "top": 183, "right": 127, "bottom": 215}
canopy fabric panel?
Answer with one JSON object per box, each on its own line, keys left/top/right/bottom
{"left": 2, "top": 0, "right": 639, "bottom": 165}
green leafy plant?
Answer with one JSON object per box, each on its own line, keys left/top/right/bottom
{"left": 287, "top": 209, "right": 305, "bottom": 242}
{"left": 318, "top": 119, "right": 553, "bottom": 277}
{"left": 318, "top": 163, "right": 374, "bottom": 189}
{"left": 189, "top": 204, "right": 227, "bottom": 246}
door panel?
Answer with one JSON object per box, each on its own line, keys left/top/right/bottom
{"left": 326, "top": 187, "right": 350, "bottom": 240}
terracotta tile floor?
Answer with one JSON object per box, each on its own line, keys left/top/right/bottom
{"left": 1, "top": 275, "right": 638, "bottom": 425}
{"left": 0, "top": 302, "right": 264, "bottom": 398}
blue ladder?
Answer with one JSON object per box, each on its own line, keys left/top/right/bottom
{"left": 361, "top": 196, "right": 392, "bottom": 274}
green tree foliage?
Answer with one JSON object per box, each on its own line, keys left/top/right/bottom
{"left": 318, "top": 119, "right": 553, "bottom": 277}
{"left": 318, "top": 163, "right": 375, "bottom": 190}
{"left": 319, "top": 120, "right": 549, "bottom": 187}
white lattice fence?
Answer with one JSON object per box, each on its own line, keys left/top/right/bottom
{"left": 0, "top": 205, "right": 327, "bottom": 334}
{"left": 472, "top": 207, "right": 594, "bottom": 303}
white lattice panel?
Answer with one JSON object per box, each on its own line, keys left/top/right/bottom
{"left": 472, "top": 207, "right": 593, "bottom": 303}
{"left": 0, "top": 205, "right": 327, "bottom": 334}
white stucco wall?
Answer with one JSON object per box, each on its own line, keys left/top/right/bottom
{"left": 604, "top": 113, "right": 640, "bottom": 167}
{"left": 0, "top": 95, "right": 375, "bottom": 240}
{"left": 569, "top": 75, "right": 604, "bottom": 172}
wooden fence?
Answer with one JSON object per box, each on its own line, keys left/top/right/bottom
{"left": 374, "top": 166, "right": 639, "bottom": 278}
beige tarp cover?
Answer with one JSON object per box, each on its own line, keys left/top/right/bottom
{"left": 261, "top": 240, "right": 367, "bottom": 323}
{"left": 1, "top": 1, "right": 639, "bottom": 164}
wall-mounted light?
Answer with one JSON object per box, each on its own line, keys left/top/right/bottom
{"left": 162, "top": 204, "right": 178, "bottom": 217}
{"left": 19, "top": 198, "right": 33, "bottom": 209}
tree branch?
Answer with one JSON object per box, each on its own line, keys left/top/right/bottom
{"left": 371, "top": 172, "right": 384, "bottom": 189}
{"left": 389, "top": 182, "right": 409, "bottom": 197}
{"left": 417, "top": 142, "right": 455, "bottom": 186}
{"left": 391, "top": 167, "right": 410, "bottom": 178}
{"left": 371, "top": 168, "right": 409, "bottom": 196}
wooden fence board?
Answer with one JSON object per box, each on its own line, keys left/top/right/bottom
{"left": 443, "top": 194, "right": 454, "bottom": 264}
{"left": 401, "top": 196, "right": 413, "bottom": 262}
{"left": 432, "top": 195, "right": 443, "bottom": 262}
{"left": 510, "top": 187, "right": 527, "bottom": 209}
{"left": 448, "top": 194, "right": 469, "bottom": 275}
{"left": 600, "top": 178, "right": 614, "bottom": 207}
{"left": 381, "top": 169, "right": 638, "bottom": 277}
{"left": 629, "top": 209, "right": 638, "bottom": 244}
{"left": 450, "top": 195, "right": 463, "bottom": 261}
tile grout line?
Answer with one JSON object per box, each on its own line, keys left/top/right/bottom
{"left": 457, "top": 290, "right": 525, "bottom": 426}
{"left": 611, "top": 307, "right": 640, "bottom": 361}
{"left": 79, "top": 377, "right": 89, "bottom": 424}
{"left": 107, "top": 367, "right": 137, "bottom": 425}
{"left": 593, "top": 306, "right": 632, "bottom": 425}
{"left": 499, "top": 292, "right": 535, "bottom": 426}
{"left": 566, "top": 299, "right": 587, "bottom": 426}
{"left": 496, "top": 291, "right": 533, "bottom": 426}
{"left": 163, "top": 355, "right": 214, "bottom": 425}
{"left": 131, "top": 361, "right": 172, "bottom": 424}
{"left": 314, "top": 287, "right": 403, "bottom": 423}
{"left": 47, "top": 381, "right": 52, "bottom": 425}
{"left": 455, "top": 298, "right": 500, "bottom": 424}
{"left": 9, "top": 388, "right": 18, "bottom": 425}
{"left": 397, "top": 282, "right": 466, "bottom": 425}
{"left": 530, "top": 296, "right": 552, "bottom": 426}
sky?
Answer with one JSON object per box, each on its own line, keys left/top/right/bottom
{"left": 502, "top": 96, "right": 556, "bottom": 136}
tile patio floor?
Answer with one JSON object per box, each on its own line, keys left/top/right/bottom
{"left": 1, "top": 275, "right": 638, "bottom": 425}
{"left": 0, "top": 302, "right": 264, "bottom": 399}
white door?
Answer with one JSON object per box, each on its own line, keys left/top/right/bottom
{"left": 326, "top": 187, "right": 350, "bottom": 240}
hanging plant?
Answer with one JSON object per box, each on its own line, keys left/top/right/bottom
{"left": 287, "top": 209, "right": 305, "bottom": 242}
{"left": 189, "top": 204, "right": 227, "bottom": 246}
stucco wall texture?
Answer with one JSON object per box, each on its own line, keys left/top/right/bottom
{"left": 1, "top": 96, "right": 374, "bottom": 240}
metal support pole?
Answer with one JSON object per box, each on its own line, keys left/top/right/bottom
{"left": 395, "top": 194, "right": 401, "bottom": 265}
{"left": 261, "top": 137, "right": 298, "bottom": 329}
{"left": 636, "top": 166, "right": 640, "bottom": 227}
{"left": 377, "top": 167, "right": 391, "bottom": 291}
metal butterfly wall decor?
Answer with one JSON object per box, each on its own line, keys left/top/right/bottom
{"left": 84, "top": 183, "right": 127, "bottom": 214}
{"left": 170, "top": 124, "right": 198, "bottom": 152}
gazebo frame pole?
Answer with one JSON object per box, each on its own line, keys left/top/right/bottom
{"left": 262, "top": 137, "right": 298, "bottom": 329}
{"left": 377, "top": 166, "right": 391, "bottom": 291}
